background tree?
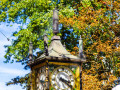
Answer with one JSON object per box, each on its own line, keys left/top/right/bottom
{"left": 0, "top": 0, "right": 120, "bottom": 89}
{"left": 59, "top": 0, "right": 120, "bottom": 89}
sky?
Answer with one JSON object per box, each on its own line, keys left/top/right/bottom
{"left": 0, "top": 22, "right": 30, "bottom": 90}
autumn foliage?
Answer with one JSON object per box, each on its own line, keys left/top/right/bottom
{"left": 61, "top": 0, "right": 120, "bottom": 89}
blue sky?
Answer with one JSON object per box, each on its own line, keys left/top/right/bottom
{"left": 0, "top": 22, "right": 30, "bottom": 90}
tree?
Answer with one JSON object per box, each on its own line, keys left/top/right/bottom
{"left": 0, "top": 0, "right": 120, "bottom": 89}
{"left": 59, "top": 0, "right": 120, "bottom": 89}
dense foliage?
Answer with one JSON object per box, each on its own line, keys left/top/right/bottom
{"left": 0, "top": 0, "right": 120, "bottom": 89}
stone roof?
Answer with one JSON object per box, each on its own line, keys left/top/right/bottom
{"left": 39, "top": 35, "right": 80, "bottom": 59}
{"left": 28, "top": 35, "right": 86, "bottom": 66}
